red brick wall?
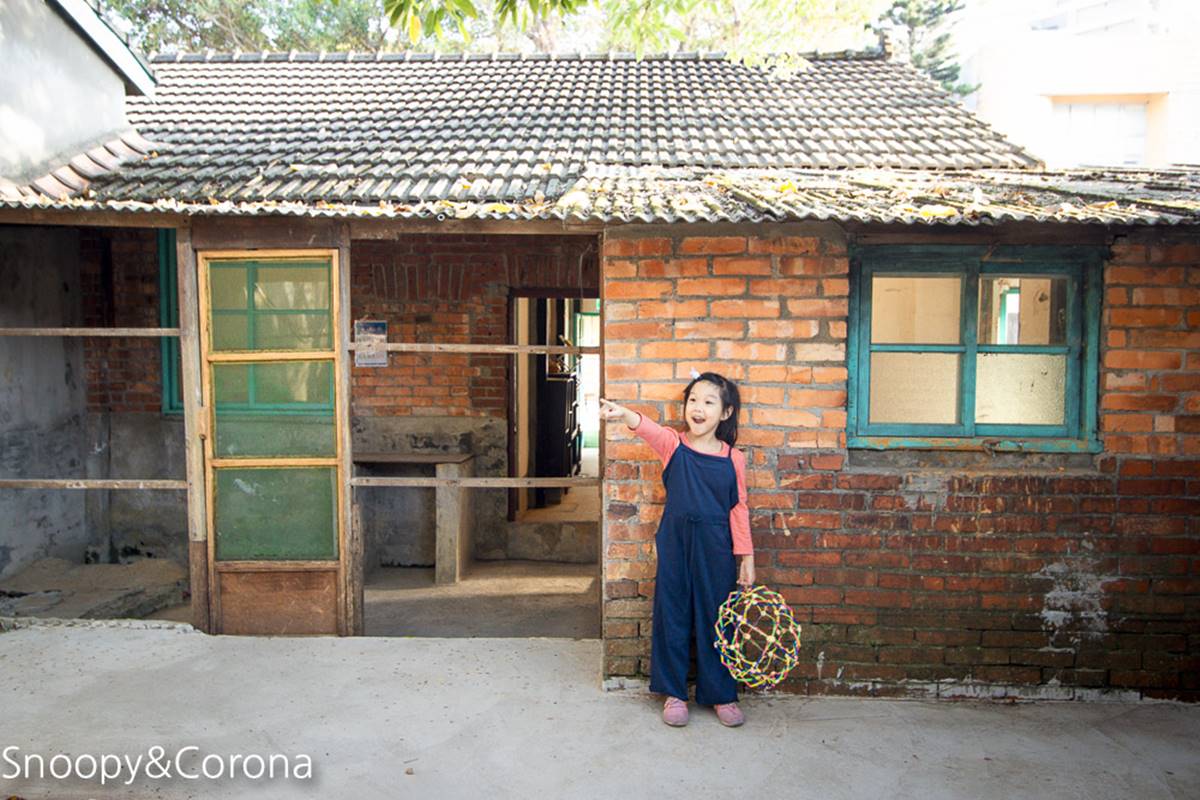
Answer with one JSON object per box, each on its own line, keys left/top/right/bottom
{"left": 350, "top": 235, "right": 598, "bottom": 418}
{"left": 601, "top": 228, "right": 1200, "bottom": 701}
{"left": 80, "top": 228, "right": 163, "bottom": 413}
{"left": 1102, "top": 241, "right": 1200, "bottom": 453}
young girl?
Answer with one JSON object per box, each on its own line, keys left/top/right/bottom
{"left": 600, "top": 372, "right": 754, "bottom": 728}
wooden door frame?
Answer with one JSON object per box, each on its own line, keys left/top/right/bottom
{"left": 196, "top": 248, "right": 350, "bottom": 635}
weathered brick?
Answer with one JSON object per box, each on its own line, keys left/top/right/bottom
{"left": 711, "top": 298, "right": 781, "bottom": 318}
{"left": 678, "top": 236, "right": 746, "bottom": 254}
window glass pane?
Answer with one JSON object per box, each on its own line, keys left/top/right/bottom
{"left": 210, "top": 267, "right": 249, "bottom": 310}
{"left": 255, "top": 265, "right": 330, "bottom": 311}
{"left": 869, "top": 352, "right": 960, "bottom": 424}
{"left": 214, "top": 468, "right": 337, "bottom": 560}
{"left": 976, "top": 353, "right": 1066, "bottom": 425}
{"left": 871, "top": 276, "right": 961, "bottom": 344}
{"left": 255, "top": 312, "right": 332, "bottom": 351}
{"left": 213, "top": 362, "right": 335, "bottom": 457}
{"left": 253, "top": 361, "right": 333, "bottom": 405}
{"left": 214, "top": 363, "right": 250, "bottom": 404}
{"left": 978, "top": 276, "right": 1068, "bottom": 345}
{"left": 211, "top": 313, "right": 250, "bottom": 350}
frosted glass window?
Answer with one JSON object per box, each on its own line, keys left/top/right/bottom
{"left": 212, "top": 362, "right": 335, "bottom": 457}
{"left": 979, "top": 276, "right": 1067, "bottom": 345}
{"left": 208, "top": 259, "right": 332, "bottom": 352}
{"left": 976, "top": 354, "right": 1066, "bottom": 425}
{"left": 210, "top": 269, "right": 248, "bottom": 309}
{"left": 871, "top": 276, "right": 961, "bottom": 344}
{"left": 254, "top": 313, "right": 332, "bottom": 351}
{"left": 869, "top": 353, "right": 960, "bottom": 424}
{"left": 214, "top": 468, "right": 337, "bottom": 561}
{"left": 255, "top": 266, "right": 330, "bottom": 310}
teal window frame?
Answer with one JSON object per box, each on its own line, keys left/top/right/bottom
{"left": 159, "top": 229, "right": 183, "bottom": 414}
{"left": 847, "top": 244, "right": 1102, "bottom": 453}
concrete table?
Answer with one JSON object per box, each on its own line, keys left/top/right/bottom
{"left": 351, "top": 453, "right": 474, "bottom": 585}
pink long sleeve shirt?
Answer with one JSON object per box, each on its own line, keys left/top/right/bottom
{"left": 632, "top": 413, "right": 754, "bottom": 556}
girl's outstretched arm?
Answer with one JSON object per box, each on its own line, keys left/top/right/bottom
{"left": 599, "top": 398, "right": 679, "bottom": 465}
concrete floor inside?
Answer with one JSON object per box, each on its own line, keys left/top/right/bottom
{"left": 144, "top": 560, "right": 603, "bottom": 638}
{"left": 363, "top": 560, "right": 601, "bottom": 638}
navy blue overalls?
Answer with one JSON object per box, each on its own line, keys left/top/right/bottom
{"left": 649, "top": 437, "right": 740, "bottom": 705}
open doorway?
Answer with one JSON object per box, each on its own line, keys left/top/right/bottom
{"left": 353, "top": 235, "right": 603, "bottom": 639}
{"left": 509, "top": 293, "right": 601, "bottom": 520}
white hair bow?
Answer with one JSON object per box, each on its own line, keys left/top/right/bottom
{"left": 689, "top": 368, "right": 701, "bottom": 380}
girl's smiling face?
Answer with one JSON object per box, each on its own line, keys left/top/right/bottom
{"left": 684, "top": 380, "right": 732, "bottom": 440}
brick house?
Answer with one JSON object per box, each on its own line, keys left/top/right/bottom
{"left": 2, "top": 34, "right": 1198, "bottom": 699}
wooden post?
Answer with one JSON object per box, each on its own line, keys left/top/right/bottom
{"left": 176, "top": 226, "right": 210, "bottom": 633}
{"left": 336, "top": 223, "right": 361, "bottom": 635}
{"left": 435, "top": 457, "right": 474, "bottom": 585}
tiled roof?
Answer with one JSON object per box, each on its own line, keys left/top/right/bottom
{"left": 0, "top": 131, "right": 156, "bottom": 201}
{"left": 2, "top": 50, "right": 1040, "bottom": 209}
{"left": 571, "top": 165, "right": 1200, "bottom": 225}
{"left": 4, "top": 165, "right": 1197, "bottom": 227}
{"left": 2, "top": 52, "right": 1195, "bottom": 227}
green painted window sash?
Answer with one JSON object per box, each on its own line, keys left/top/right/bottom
{"left": 159, "top": 244, "right": 336, "bottom": 416}
{"left": 847, "top": 244, "right": 1102, "bottom": 451}
{"left": 210, "top": 258, "right": 334, "bottom": 414}
{"left": 159, "top": 230, "right": 183, "bottom": 414}
{"left": 208, "top": 259, "right": 332, "bottom": 351}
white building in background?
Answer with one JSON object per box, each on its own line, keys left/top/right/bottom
{"left": 955, "top": 0, "right": 1200, "bottom": 168}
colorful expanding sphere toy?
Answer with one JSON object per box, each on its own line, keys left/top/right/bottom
{"left": 713, "top": 585, "right": 803, "bottom": 689}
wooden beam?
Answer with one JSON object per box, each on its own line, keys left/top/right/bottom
{"left": 0, "top": 327, "right": 180, "bottom": 337}
{"left": 335, "top": 223, "right": 360, "bottom": 636}
{"left": 209, "top": 457, "right": 338, "bottom": 469}
{"left": 350, "top": 476, "right": 601, "bottom": 488}
{"left": 0, "top": 207, "right": 184, "bottom": 228}
{"left": 214, "top": 560, "right": 340, "bottom": 572}
{"left": 0, "top": 479, "right": 188, "bottom": 490}
{"left": 191, "top": 218, "right": 341, "bottom": 250}
{"left": 208, "top": 351, "right": 334, "bottom": 363}
{"left": 350, "top": 342, "right": 599, "bottom": 355}
{"left": 177, "top": 226, "right": 211, "bottom": 633}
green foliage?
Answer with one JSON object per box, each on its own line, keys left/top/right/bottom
{"left": 381, "top": 0, "right": 884, "bottom": 64}
{"left": 597, "top": 0, "right": 883, "bottom": 63}
{"left": 383, "top": 0, "right": 589, "bottom": 44}
{"left": 873, "top": 0, "right": 977, "bottom": 96}
{"left": 101, "top": 0, "right": 390, "bottom": 53}
{"left": 105, "top": 0, "right": 889, "bottom": 62}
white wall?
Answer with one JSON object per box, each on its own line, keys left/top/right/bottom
{"left": 0, "top": 0, "right": 130, "bottom": 180}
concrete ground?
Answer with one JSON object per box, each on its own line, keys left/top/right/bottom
{"left": 2, "top": 624, "right": 1198, "bottom": 800}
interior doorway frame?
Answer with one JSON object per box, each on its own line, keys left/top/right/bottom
{"left": 506, "top": 287, "right": 602, "bottom": 522}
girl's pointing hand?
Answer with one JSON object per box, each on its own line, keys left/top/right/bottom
{"left": 599, "top": 398, "right": 638, "bottom": 428}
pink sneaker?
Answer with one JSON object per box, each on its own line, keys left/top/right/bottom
{"left": 715, "top": 702, "right": 745, "bottom": 727}
{"left": 662, "top": 696, "right": 689, "bottom": 727}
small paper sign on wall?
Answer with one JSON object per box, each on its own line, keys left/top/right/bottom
{"left": 354, "top": 319, "right": 388, "bottom": 367}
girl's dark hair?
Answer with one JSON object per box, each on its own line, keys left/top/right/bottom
{"left": 682, "top": 372, "right": 741, "bottom": 447}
